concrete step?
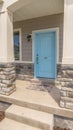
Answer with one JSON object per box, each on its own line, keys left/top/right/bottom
{"left": 1, "top": 85, "right": 73, "bottom": 119}
{"left": 6, "top": 104, "right": 54, "bottom": 130}
{"left": 0, "top": 118, "right": 41, "bottom": 130}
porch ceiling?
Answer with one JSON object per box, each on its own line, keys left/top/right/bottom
{"left": 13, "top": 0, "right": 64, "bottom": 22}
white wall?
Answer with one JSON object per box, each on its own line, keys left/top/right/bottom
{"left": 62, "top": 0, "right": 73, "bottom": 64}
{"left": 0, "top": 9, "right": 14, "bottom": 62}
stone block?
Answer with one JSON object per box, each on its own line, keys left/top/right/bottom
{"left": 61, "top": 70, "right": 73, "bottom": 79}
{"left": 2, "top": 85, "right": 15, "bottom": 92}
{"left": 60, "top": 90, "right": 67, "bottom": 97}
{"left": 62, "top": 86, "right": 73, "bottom": 93}
{"left": 61, "top": 65, "right": 73, "bottom": 70}
{"left": 61, "top": 82, "right": 73, "bottom": 87}
{"left": 0, "top": 80, "right": 1, "bottom": 83}
{"left": 2, "top": 80, "right": 15, "bottom": 85}
{"left": 58, "top": 78, "right": 73, "bottom": 82}
{"left": 0, "top": 83, "right": 8, "bottom": 88}
{"left": 0, "top": 68, "right": 3, "bottom": 71}
{"left": 0, "top": 75, "right": 16, "bottom": 81}
{"left": 61, "top": 89, "right": 73, "bottom": 98}
{"left": 62, "top": 87, "right": 72, "bottom": 92}
{"left": 9, "top": 77, "right": 16, "bottom": 82}
{"left": 3, "top": 74, "right": 15, "bottom": 80}
{"left": 60, "top": 100, "right": 65, "bottom": 108}
{"left": 6, "top": 88, "right": 16, "bottom": 95}
{"left": 0, "top": 88, "right": 16, "bottom": 96}
{"left": 0, "top": 71, "right": 4, "bottom": 75}
{"left": 0, "top": 63, "right": 16, "bottom": 95}
{"left": 61, "top": 65, "right": 73, "bottom": 79}
{"left": 60, "top": 99, "right": 73, "bottom": 110}
{"left": 55, "top": 81, "right": 61, "bottom": 87}
{"left": 0, "top": 86, "right": 1, "bottom": 91}
{"left": 2, "top": 80, "right": 12, "bottom": 85}
{"left": 4, "top": 67, "right": 15, "bottom": 72}
{"left": 0, "top": 75, "right": 6, "bottom": 80}
{"left": 3, "top": 70, "right": 15, "bottom": 75}
{"left": 9, "top": 75, "right": 16, "bottom": 80}
{"left": 67, "top": 91, "right": 73, "bottom": 98}
{"left": 65, "top": 102, "right": 73, "bottom": 110}
{"left": 61, "top": 96, "right": 73, "bottom": 103}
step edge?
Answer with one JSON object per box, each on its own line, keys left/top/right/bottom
{"left": 0, "top": 118, "right": 42, "bottom": 130}
{"left": 6, "top": 104, "right": 54, "bottom": 124}
{"left": 6, "top": 112, "right": 53, "bottom": 130}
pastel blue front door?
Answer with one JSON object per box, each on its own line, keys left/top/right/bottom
{"left": 34, "top": 31, "right": 56, "bottom": 79}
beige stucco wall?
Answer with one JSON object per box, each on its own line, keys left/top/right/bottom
{"left": 14, "top": 13, "right": 63, "bottom": 63}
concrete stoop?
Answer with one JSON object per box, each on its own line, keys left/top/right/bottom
{"left": 0, "top": 118, "right": 41, "bottom": 130}
{"left": 5, "top": 104, "right": 54, "bottom": 130}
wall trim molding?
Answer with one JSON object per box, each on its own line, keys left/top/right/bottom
{"left": 14, "top": 28, "right": 22, "bottom": 62}
{"left": 62, "top": 58, "right": 73, "bottom": 64}
{"left": 14, "top": 61, "right": 34, "bottom": 63}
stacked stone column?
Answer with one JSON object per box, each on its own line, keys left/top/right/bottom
{"left": 0, "top": 63, "right": 16, "bottom": 96}
{"left": 60, "top": 65, "right": 73, "bottom": 109}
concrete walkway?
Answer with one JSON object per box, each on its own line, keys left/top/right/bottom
{"left": 0, "top": 80, "right": 73, "bottom": 118}
{"left": 0, "top": 118, "right": 42, "bottom": 130}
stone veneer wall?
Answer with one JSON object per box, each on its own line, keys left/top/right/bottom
{"left": 15, "top": 63, "right": 61, "bottom": 80}
{"left": 59, "top": 65, "right": 73, "bottom": 110}
{"left": 15, "top": 63, "right": 34, "bottom": 80}
{"left": 54, "top": 115, "right": 73, "bottom": 129}
{"left": 0, "top": 63, "right": 16, "bottom": 95}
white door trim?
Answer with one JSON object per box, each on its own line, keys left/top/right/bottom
{"left": 14, "top": 28, "right": 22, "bottom": 62}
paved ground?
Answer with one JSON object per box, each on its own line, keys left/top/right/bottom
{"left": 0, "top": 80, "right": 73, "bottom": 118}
{"left": 0, "top": 80, "right": 73, "bottom": 129}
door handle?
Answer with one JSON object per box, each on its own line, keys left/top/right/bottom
{"left": 36, "top": 54, "right": 39, "bottom": 64}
